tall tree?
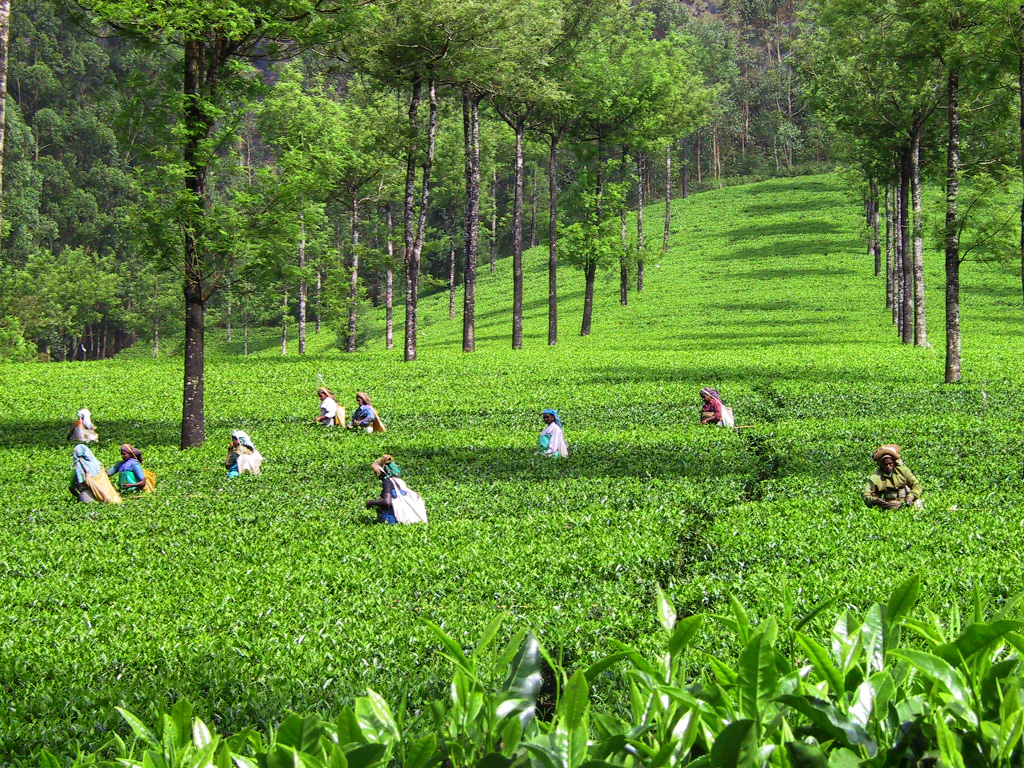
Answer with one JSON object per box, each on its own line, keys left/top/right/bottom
{"left": 801, "top": 0, "right": 944, "bottom": 347}
{"left": 81, "top": 0, "right": 336, "bottom": 446}
{"left": 0, "top": 0, "right": 12, "bottom": 234}
{"left": 570, "top": 11, "right": 704, "bottom": 334}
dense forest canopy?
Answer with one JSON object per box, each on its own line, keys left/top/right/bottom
{"left": 0, "top": 0, "right": 1021, "bottom": 443}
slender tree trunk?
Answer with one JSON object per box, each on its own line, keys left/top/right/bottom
{"left": 899, "top": 147, "right": 913, "bottom": 344}
{"left": 885, "top": 186, "right": 893, "bottom": 313}
{"left": 448, "top": 203, "right": 458, "bottom": 320}
{"left": 298, "top": 217, "right": 307, "bottom": 354}
{"left": 0, "top": 0, "right": 12, "bottom": 234}
{"left": 945, "top": 69, "right": 961, "bottom": 383}
{"left": 281, "top": 288, "right": 288, "bottom": 355}
{"left": 347, "top": 198, "right": 359, "bottom": 353}
{"left": 385, "top": 204, "right": 394, "bottom": 351}
{"left": 743, "top": 102, "right": 749, "bottom": 154}
{"left": 462, "top": 90, "right": 481, "bottom": 352}
{"left": 582, "top": 141, "right": 602, "bottom": 337}
{"left": 911, "top": 128, "right": 927, "bottom": 347}
{"left": 619, "top": 148, "right": 629, "bottom": 306}
{"left": 695, "top": 133, "right": 702, "bottom": 183}
{"left": 403, "top": 79, "right": 422, "bottom": 361}
{"left": 529, "top": 166, "right": 538, "bottom": 248}
{"left": 181, "top": 38, "right": 211, "bottom": 449}
{"left": 490, "top": 168, "right": 498, "bottom": 273}
{"left": 663, "top": 145, "right": 672, "bottom": 254}
{"left": 404, "top": 77, "right": 437, "bottom": 362}
{"left": 316, "top": 268, "right": 322, "bottom": 333}
{"left": 153, "top": 279, "right": 160, "bottom": 357}
{"left": 582, "top": 263, "right": 597, "bottom": 336}
{"left": 870, "top": 179, "right": 881, "bottom": 276}
{"left": 1020, "top": 4, "right": 1024, "bottom": 307}
{"left": 243, "top": 311, "right": 249, "bottom": 356}
{"left": 414, "top": 83, "right": 437, "bottom": 279}
{"left": 892, "top": 168, "right": 902, "bottom": 329}
{"left": 512, "top": 117, "right": 525, "bottom": 349}
{"left": 637, "top": 154, "right": 645, "bottom": 292}
{"left": 225, "top": 282, "right": 232, "bottom": 342}
{"left": 681, "top": 137, "right": 690, "bottom": 198}
{"left": 712, "top": 123, "right": 721, "bottom": 179}
{"left": 548, "top": 131, "right": 560, "bottom": 346}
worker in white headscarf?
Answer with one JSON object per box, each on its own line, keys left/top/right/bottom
{"left": 67, "top": 408, "right": 99, "bottom": 442}
{"left": 314, "top": 387, "right": 344, "bottom": 426}
{"left": 226, "top": 430, "right": 264, "bottom": 477}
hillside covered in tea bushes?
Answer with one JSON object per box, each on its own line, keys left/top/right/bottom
{"left": 2, "top": 174, "right": 1023, "bottom": 762}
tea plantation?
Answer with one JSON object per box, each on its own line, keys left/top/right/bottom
{"left": 2, "top": 174, "right": 1023, "bottom": 763}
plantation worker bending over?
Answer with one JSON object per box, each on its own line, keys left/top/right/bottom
{"left": 863, "top": 445, "right": 922, "bottom": 510}
{"left": 69, "top": 444, "right": 121, "bottom": 503}
{"left": 108, "top": 444, "right": 148, "bottom": 493}
{"left": 314, "top": 387, "right": 344, "bottom": 426}
{"left": 349, "top": 391, "right": 386, "bottom": 432}
{"left": 364, "top": 455, "right": 427, "bottom": 524}
{"left": 226, "top": 430, "right": 264, "bottom": 478}
{"left": 365, "top": 455, "right": 402, "bottom": 524}
{"left": 699, "top": 388, "right": 723, "bottom": 425}
{"left": 537, "top": 409, "right": 568, "bottom": 458}
{"left": 67, "top": 408, "right": 99, "bottom": 443}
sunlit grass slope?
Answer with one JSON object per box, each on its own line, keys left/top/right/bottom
{"left": 1, "top": 174, "right": 1023, "bottom": 760}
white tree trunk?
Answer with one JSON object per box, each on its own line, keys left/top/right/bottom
{"left": 281, "top": 289, "right": 288, "bottom": 355}
{"left": 385, "top": 205, "right": 394, "bottom": 350}
{"left": 911, "top": 130, "right": 927, "bottom": 347}
{"left": 298, "top": 217, "right": 307, "bottom": 354}
{"left": 0, "top": 0, "right": 12, "bottom": 232}
{"left": 347, "top": 199, "right": 359, "bottom": 353}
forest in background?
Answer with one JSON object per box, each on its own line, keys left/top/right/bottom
{"left": 3, "top": 0, "right": 1024, "bottom": 448}
{"left": 0, "top": 0, "right": 818, "bottom": 370}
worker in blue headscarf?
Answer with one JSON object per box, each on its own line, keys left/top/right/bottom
{"left": 537, "top": 409, "right": 568, "bottom": 457}
{"left": 69, "top": 444, "right": 121, "bottom": 503}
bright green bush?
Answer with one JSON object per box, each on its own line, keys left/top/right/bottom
{"left": 3, "top": 174, "right": 1024, "bottom": 763}
{"left": 65, "top": 579, "right": 1024, "bottom": 768}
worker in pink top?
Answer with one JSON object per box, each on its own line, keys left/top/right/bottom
{"left": 699, "top": 387, "right": 723, "bottom": 426}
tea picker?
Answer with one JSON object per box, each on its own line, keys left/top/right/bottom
{"left": 348, "top": 391, "right": 386, "bottom": 433}
{"left": 315, "top": 387, "right": 344, "bottom": 426}
{"left": 67, "top": 408, "right": 99, "bottom": 442}
{"left": 537, "top": 409, "right": 568, "bottom": 457}
{"left": 365, "top": 455, "right": 427, "bottom": 524}
{"left": 863, "top": 444, "right": 922, "bottom": 510}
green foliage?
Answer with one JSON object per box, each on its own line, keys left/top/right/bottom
{"left": 66, "top": 583, "right": 1024, "bottom": 768}
{"left": 0, "top": 316, "right": 37, "bottom": 361}
{"left": 5, "top": 174, "right": 1024, "bottom": 763}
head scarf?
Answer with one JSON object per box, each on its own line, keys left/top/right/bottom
{"left": 317, "top": 387, "right": 336, "bottom": 401}
{"left": 72, "top": 444, "right": 102, "bottom": 483}
{"left": 77, "top": 409, "right": 94, "bottom": 429}
{"left": 231, "top": 430, "right": 255, "bottom": 450}
{"left": 541, "top": 408, "right": 562, "bottom": 427}
{"left": 356, "top": 391, "right": 372, "bottom": 406}
{"left": 699, "top": 388, "right": 721, "bottom": 401}
{"left": 371, "top": 454, "right": 402, "bottom": 478}
{"left": 120, "top": 444, "right": 142, "bottom": 463}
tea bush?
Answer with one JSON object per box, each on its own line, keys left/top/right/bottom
{"left": 62, "top": 579, "right": 1024, "bottom": 768}
{"left": 2, "top": 174, "right": 1024, "bottom": 763}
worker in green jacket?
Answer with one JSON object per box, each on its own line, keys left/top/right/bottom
{"left": 863, "top": 445, "right": 922, "bottom": 509}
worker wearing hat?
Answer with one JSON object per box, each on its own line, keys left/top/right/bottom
{"left": 863, "top": 445, "right": 922, "bottom": 509}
